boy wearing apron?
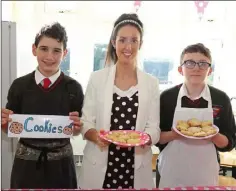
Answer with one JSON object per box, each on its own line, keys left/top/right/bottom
{"left": 157, "top": 43, "right": 236, "bottom": 188}
{"left": 1, "top": 22, "right": 84, "bottom": 189}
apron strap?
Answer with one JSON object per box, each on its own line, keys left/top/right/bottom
{"left": 177, "top": 84, "right": 213, "bottom": 109}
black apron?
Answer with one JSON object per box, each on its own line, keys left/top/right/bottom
{"left": 10, "top": 73, "right": 78, "bottom": 189}
{"left": 11, "top": 141, "right": 77, "bottom": 189}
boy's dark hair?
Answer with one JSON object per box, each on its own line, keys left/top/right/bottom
{"left": 105, "top": 13, "right": 144, "bottom": 66}
{"left": 34, "top": 22, "right": 68, "bottom": 50}
{"left": 180, "top": 43, "right": 212, "bottom": 64}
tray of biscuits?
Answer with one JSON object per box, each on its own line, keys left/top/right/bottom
{"left": 99, "top": 130, "right": 150, "bottom": 147}
{"left": 173, "top": 118, "right": 219, "bottom": 139}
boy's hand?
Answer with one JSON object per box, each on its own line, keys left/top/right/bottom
{"left": 1, "top": 108, "right": 13, "bottom": 133}
{"left": 69, "top": 111, "right": 83, "bottom": 136}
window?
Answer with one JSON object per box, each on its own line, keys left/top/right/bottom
{"left": 60, "top": 48, "right": 70, "bottom": 76}
{"left": 93, "top": 44, "right": 107, "bottom": 71}
{"left": 143, "top": 58, "right": 174, "bottom": 83}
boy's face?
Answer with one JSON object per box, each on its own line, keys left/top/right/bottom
{"left": 32, "top": 36, "right": 67, "bottom": 77}
{"left": 178, "top": 52, "right": 212, "bottom": 85}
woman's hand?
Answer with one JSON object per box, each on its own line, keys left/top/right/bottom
{"left": 140, "top": 134, "right": 152, "bottom": 148}
{"left": 96, "top": 129, "right": 111, "bottom": 151}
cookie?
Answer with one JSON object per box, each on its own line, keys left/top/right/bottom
{"left": 187, "top": 118, "right": 201, "bottom": 127}
{"left": 127, "top": 138, "right": 140, "bottom": 144}
{"left": 112, "top": 131, "right": 123, "bottom": 137}
{"left": 116, "top": 138, "right": 126, "bottom": 143}
{"left": 129, "top": 132, "right": 140, "bottom": 139}
{"left": 105, "top": 134, "right": 117, "bottom": 141}
{"left": 9, "top": 122, "right": 23, "bottom": 134}
{"left": 180, "top": 130, "right": 194, "bottom": 136}
{"left": 202, "top": 126, "right": 214, "bottom": 133}
{"left": 119, "top": 134, "right": 130, "bottom": 141}
{"left": 63, "top": 126, "right": 73, "bottom": 135}
{"left": 201, "top": 120, "right": 213, "bottom": 127}
{"left": 193, "top": 131, "right": 207, "bottom": 137}
{"left": 177, "top": 120, "right": 189, "bottom": 128}
{"left": 205, "top": 129, "right": 217, "bottom": 136}
{"left": 176, "top": 124, "right": 188, "bottom": 131}
{"left": 188, "top": 127, "right": 202, "bottom": 134}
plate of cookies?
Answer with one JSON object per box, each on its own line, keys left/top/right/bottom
{"left": 99, "top": 130, "right": 150, "bottom": 147}
{"left": 173, "top": 118, "right": 219, "bottom": 139}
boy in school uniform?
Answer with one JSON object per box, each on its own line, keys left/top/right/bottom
{"left": 156, "top": 43, "right": 236, "bottom": 188}
{"left": 1, "top": 22, "right": 84, "bottom": 189}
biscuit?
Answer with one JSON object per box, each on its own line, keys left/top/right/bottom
{"left": 201, "top": 126, "right": 214, "bottom": 133}
{"left": 9, "top": 122, "right": 23, "bottom": 134}
{"left": 176, "top": 119, "right": 217, "bottom": 138}
{"left": 129, "top": 132, "right": 140, "bottom": 139}
{"left": 187, "top": 118, "right": 201, "bottom": 127}
{"left": 205, "top": 129, "right": 217, "bottom": 136}
{"left": 127, "top": 139, "right": 140, "bottom": 144}
{"left": 180, "top": 130, "right": 194, "bottom": 136}
{"left": 119, "top": 134, "right": 130, "bottom": 140}
{"left": 201, "top": 120, "right": 212, "bottom": 127}
{"left": 176, "top": 125, "right": 181, "bottom": 131}
{"left": 188, "top": 127, "right": 202, "bottom": 133}
{"left": 112, "top": 131, "right": 123, "bottom": 137}
{"left": 176, "top": 125, "right": 188, "bottom": 131}
{"left": 105, "top": 131, "right": 142, "bottom": 144}
{"left": 193, "top": 131, "right": 207, "bottom": 137}
{"left": 177, "top": 120, "right": 189, "bottom": 128}
{"left": 116, "top": 138, "right": 126, "bottom": 143}
{"left": 105, "top": 134, "right": 116, "bottom": 141}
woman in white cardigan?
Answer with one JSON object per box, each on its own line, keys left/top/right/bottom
{"left": 78, "top": 13, "right": 160, "bottom": 189}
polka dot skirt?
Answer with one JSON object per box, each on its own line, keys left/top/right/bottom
{"left": 103, "top": 91, "right": 139, "bottom": 189}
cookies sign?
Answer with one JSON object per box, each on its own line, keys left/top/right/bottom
{"left": 8, "top": 114, "right": 74, "bottom": 138}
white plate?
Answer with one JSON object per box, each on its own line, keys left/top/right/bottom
{"left": 173, "top": 124, "right": 219, "bottom": 140}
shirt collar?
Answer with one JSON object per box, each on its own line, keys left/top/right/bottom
{"left": 35, "top": 67, "right": 61, "bottom": 85}
{"left": 182, "top": 83, "right": 209, "bottom": 100}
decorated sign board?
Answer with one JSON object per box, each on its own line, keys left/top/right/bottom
{"left": 8, "top": 114, "right": 74, "bottom": 138}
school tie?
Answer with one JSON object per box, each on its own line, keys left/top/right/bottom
{"left": 43, "top": 78, "right": 51, "bottom": 89}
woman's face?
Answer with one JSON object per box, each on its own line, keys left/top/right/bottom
{"left": 113, "top": 25, "right": 141, "bottom": 66}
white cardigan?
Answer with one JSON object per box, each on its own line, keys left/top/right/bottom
{"left": 78, "top": 65, "right": 160, "bottom": 189}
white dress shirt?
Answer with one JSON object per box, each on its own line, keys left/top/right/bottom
{"left": 34, "top": 68, "right": 61, "bottom": 87}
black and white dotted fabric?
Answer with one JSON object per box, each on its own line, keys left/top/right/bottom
{"left": 102, "top": 87, "right": 139, "bottom": 189}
